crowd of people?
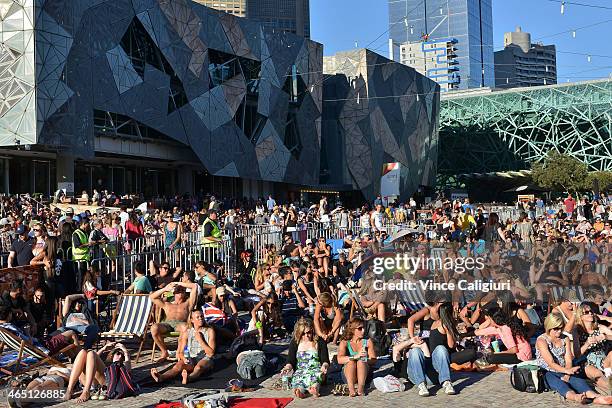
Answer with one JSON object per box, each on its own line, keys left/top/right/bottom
{"left": 0, "top": 190, "right": 610, "bottom": 405}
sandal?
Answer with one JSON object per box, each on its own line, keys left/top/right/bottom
{"left": 331, "top": 383, "right": 349, "bottom": 396}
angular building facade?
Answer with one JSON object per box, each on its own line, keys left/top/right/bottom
{"left": 322, "top": 49, "right": 440, "bottom": 201}
{"left": 0, "top": 0, "right": 322, "bottom": 196}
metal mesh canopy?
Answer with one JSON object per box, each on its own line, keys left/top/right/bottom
{"left": 438, "top": 79, "right": 612, "bottom": 188}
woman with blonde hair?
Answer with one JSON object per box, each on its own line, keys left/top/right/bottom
{"left": 573, "top": 303, "right": 612, "bottom": 393}
{"left": 253, "top": 263, "right": 272, "bottom": 294}
{"left": 337, "top": 317, "right": 376, "bottom": 397}
{"left": 280, "top": 318, "right": 329, "bottom": 399}
{"left": 536, "top": 313, "right": 612, "bottom": 404}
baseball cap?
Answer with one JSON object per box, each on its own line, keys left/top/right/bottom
{"left": 0, "top": 218, "right": 9, "bottom": 226}
{"left": 15, "top": 225, "right": 26, "bottom": 235}
{"left": 215, "top": 287, "right": 226, "bottom": 297}
{"left": 65, "top": 207, "right": 74, "bottom": 215}
{"left": 305, "top": 238, "right": 313, "bottom": 245}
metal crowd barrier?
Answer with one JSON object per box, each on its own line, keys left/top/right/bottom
{"left": 90, "top": 237, "right": 232, "bottom": 291}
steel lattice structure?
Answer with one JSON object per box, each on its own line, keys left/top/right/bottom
{"left": 438, "top": 79, "right": 612, "bottom": 187}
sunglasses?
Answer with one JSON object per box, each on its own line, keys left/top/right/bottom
{"left": 551, "top": 326, "right": 564, "bottom": 331}
{"left": 583, "top": 310, "right": 593, "bottom": 315}
{"left": 355, "top": 326, "right": 364, "bottom": 331}
{"left": 160, "top": 266, "right": 169, "bottom": 270}
{"left": 33, "top": 228, "right": 41, "bottom": 232}
{"left": 303, "top": 330, "right": 313, "bottom": 335}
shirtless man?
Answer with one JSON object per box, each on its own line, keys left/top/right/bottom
{"left": 149, "top": 281, "right": 198, "bottom": 361}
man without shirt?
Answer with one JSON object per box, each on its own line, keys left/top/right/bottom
{"left": 149, "top": 281, "right": 198, "bottom": 361}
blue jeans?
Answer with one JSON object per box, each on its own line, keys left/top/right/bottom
{"left": 544, "top": 371, "right": 592, "bottom": 398}
{"left": 407, "top": 345, "right": 451, "bottom": 386}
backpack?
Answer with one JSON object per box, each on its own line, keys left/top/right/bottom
{"left": 510, "top": 366, "right": 547, "bottom": 393}
{"left": 365, "top": 319, "right": 391, "bottom": 357}
{"left": 229, "top": 330, "right": 261, "bottom": 358}
{"left": 105, "top": 362, "right": 139, "bottom": 399}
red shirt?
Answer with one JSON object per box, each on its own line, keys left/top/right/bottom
{"left": 564, "top": 197, "right": 576, "bottom": 214}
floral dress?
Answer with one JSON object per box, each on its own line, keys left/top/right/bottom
{"left": 291, "top": 350, "right": 321, "bottom": 391}
{"left": 579, "top": 329, "right": 608, "bottom": 370}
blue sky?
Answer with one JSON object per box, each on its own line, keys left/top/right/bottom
{"left": 310, "top": 0, "right": 612, "bottom": 83}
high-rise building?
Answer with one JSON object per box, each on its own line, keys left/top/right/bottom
{"left": 193, "top": 0, "right": 246, "bottom": 17}
{"left": 399, "top": 38, "right": 460, "bottom": 91}
{"left": 494, "top": 27, "right": 557, "bottom": 89}
{"left": 388, "top": 0, "right": 494, "bottom": 89}
{"left": 246, "top": 0, "right": 310, "bottom": 38}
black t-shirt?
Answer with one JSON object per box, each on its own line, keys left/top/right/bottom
{"left": 154, "top": 273, "right": 175, "bottom": 290}
{"left": 333, "top": 260, "right": 352, "bottom": 282}
{"left": 29, "top": 300, "right": 52, "bottom": 322}
{"left": 10, "top": 238, "right": 33, "bottom": 266}
{"left": 0, "top": 292, "right": 28, "bottom": 323}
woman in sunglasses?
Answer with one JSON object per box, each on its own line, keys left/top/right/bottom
{"left": 573, "top": 303, "right": 612, "bottom": 393}
{"left": 337, "top": 317, "right": 376, "bottom": 397}
{"left": 281, "top": 318, "right": 329, "bottom": 398}
{"left": 535, "top": 313, "right": 612, "bottom": 404}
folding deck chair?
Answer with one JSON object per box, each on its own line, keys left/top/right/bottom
{"left": 0, "top": 327, "right": 76, "bottom": 375}
{"left": 99, "top": 294, "right": 153, "bottom": 363}
{"left": 397, "top": 285, "right": 428, "bottom": 314}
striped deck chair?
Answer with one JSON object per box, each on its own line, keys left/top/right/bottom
{"left": 349, "top": 289, "right": 366, "bottom": 319}
{"left": 547, "top": 285, "right": 586, "bottom": 314}
{"left": 100, "top": 294, "right": 153, "bottom": 363}
{"left": 397, "top": 285, "right": 427, "bottom": 314}
{"left": 0, "top": 327, "right": 75, "bottom": 375}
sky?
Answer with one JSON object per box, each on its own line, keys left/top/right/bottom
{"left": 310, "top": 0, "right": 612, "bottom": 83}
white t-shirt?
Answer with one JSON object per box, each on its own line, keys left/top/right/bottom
{"left": 371, "top": 211, "right": 384, "bottom": 230}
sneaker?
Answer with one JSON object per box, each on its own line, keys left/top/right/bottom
{"left": 417, "top": 382, "right": 430, "bottom": 397}
{"left": 442, "top": 381, "right": 456, "bottom": 395}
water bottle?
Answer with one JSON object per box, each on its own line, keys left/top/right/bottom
{"left": 281, "top": 369, "right": 293, "bottom": 390}
{"left": 309, "top": 303, "right": 315, "bottom": 316}
{"left": 183, "top": 345, "right": 190, "bottom": 364}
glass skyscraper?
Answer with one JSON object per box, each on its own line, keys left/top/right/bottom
{"left": 389, "top": 0, "right": 494, "bottom": 89}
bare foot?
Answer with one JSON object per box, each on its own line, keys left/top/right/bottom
{"left": 309, "top": 385, "right": 320, "bottom": 397}
{"left": 155, "top": 353, "right": 169, "bottom": 363}
{"left": 151, "top": 367, "right": 161, "bottom": 383}
{"left": 293, "top": 388, "right": 306, "bottom": 399}
{"left": 182, "top": 369, "right": 189, "bottom": 385}
{"left": 75, "top": 391, "right": 90, "bottom": 403}
{"left": 594, "top": 395, "right": 612, "bottom": 405}
{"left": 357, "top": 386, "right": 365, "bottom": 396}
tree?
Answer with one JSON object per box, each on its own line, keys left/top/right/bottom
{"left": 588, "top": 171, "right": 612, "bottom": 191}
{"left": 531, "top": 151, "right": 589, "bottom": 193}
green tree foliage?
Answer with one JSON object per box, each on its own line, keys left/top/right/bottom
{"left": 531, "top": 151, "right": 589, "bottom": 193}
{"left": 588, "top": 171, "right": 612, "bottom": 191}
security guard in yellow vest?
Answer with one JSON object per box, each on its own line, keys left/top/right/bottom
{"left": 201, "top": 210, "right": 222, "bottom": 248}
{"left": 72, "top": 217, "right": 91, "bottom": 278}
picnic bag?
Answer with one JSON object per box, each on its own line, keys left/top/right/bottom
{"left": 373, "top": 375, "right": 405, "bottom": 393}
{"left": 105, "top": 361, "right": 139, "bottom": 399}
{"left": 510, "top": 365, "right": 546, "bottom": 393}
{"left": 229, "top": 330, "right": 261, "bottom": 358}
